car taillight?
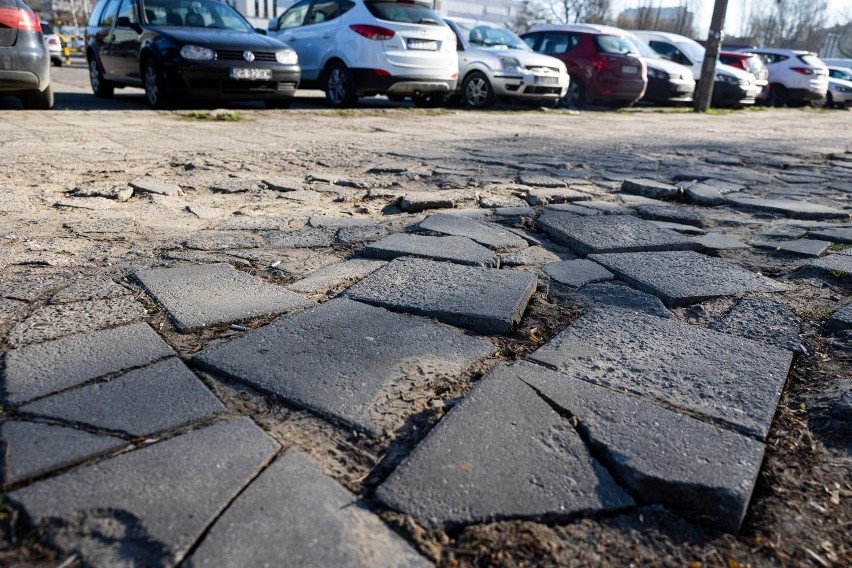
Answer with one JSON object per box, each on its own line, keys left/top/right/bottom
{"left": 790, "top": 67, "right": 814, "bottom": 75}
{"left": 0, "top": 7, "right": 41, "bottom": 31}
{"left": 48, "top": 37, "right": 60, "bottom": 46}
{"left": 350, "top": 24, "right": 395, "bottom": 41}
{"left": 591, "top": 53, "right": 613, "bottom": 73}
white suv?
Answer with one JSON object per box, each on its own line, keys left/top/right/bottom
{"left": 748, "top": 48, "right": 828, "bottom": 107}
{"left": 269, "top": 0, "right": 458, "bottom": 107}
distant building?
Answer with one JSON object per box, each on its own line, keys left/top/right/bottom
{"left": 617, "top": 5, "right": 695, "bottom": 36}
{"left": 435, "top": 0, "right": 524, "bottom": 25}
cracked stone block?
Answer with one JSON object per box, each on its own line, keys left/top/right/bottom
{"left": 621, "top": 179, "right": 679, "bottom": 200}
{"left": 419, "top": 214, "right": 528, "bottom": 250}
{"left": 50, "top": 276, "right": 130, "bottom": 304}
{"left": 308, "top": 216, "right": 374, "bottom": 228}
{"left": 3, "top": 323, "right": 175, "bottom": 405}
{"left": 693, "top": 234, "right": 750, "bottom": 251}
{"left": 516, "top": 361, "right": 765, "bottom": 532}
{"left": 755, "top": 239, "right": 832, "bottom": 257}
{"left": 635, "top": 204, "right": 703, "bottom": 227}
{"left": 545, "top": 204, "right": 602, "bottom": 216}
{"left": 262, "top": 177, "right": 304, "bottom": 192}
{"left": 400, "top": 193, "right": 455, "bottom": 213}
{"left": 589, "top": 251, "right": 782, "bottom": 307}
{"left": 0, "top": 298, "right": 27, "bottom": 326}
{"left": 808, "top": 227, "right": 852, "bottom": 244}
{"left": 501, "top": 246, "right": 563, "bottom": 267}
{"left": 336, "top": 224, "right": 389, "bottom": 245}
{"left": 1, "top": 421, "right": 127, "bottom": 486}
{"left": 524, "top": 188, "right": 590, "bottom": 206}
{"left": 517, "top": 173, "right": 567, "bottom": 188}
{"left": 65, "top": 217, "right": 137, "bottom": 235}
{"left": 684, "top": 183, "right": 726, "bottom": 206}
{"left": 8, "top": 296, "right": 147, "bottom": 347}
{"left": 182, "top": 232, "right": 262, "bottom": 251}
{"left": 287, "top": 259, "right": 386, "bottom": 294}
{"left": 209, "top": 179, "right": 262, "bottom": 193}
{"left": 134, "top": 263, "right": 314, "bottom": 332}
{"left": 528, "top": 307, "right": 793, "bottom": 440}
{"left": 187, "top": 205, "right": 223, "bottom": 220}
{"left": 826, "top": 305, "right": 852, "bottom": 332}
{"left": 725, "top": 194, "right": 849, "bottom": 220}
{"left": 648, "top": 221, "right": 705, "bottom": 235}
{"left": 555, "top": 283, "right": 671, "bottom": 319}
{"left": 375, "top": 363, "right": 634, "bottom": 527}
{"left": 56, "top": 197, "right": 115, "bottom": 210}
{"left": 7, "top": 418, "right": 280, "bottom": 568}
{"left": 537, "top": 212, "right": 697, "bottom": 256}
{"left": 361, "top": 233, "right": 498, "bottom": 267}
{"left": 129, "top": 179, "right": 183, "bottom": 196}
{"left": 264, "top": 227, "right": 337, "bottom": 248}
{"left": 19, "top": 358, "right": 225, "bottom": 437}
{"left": 480, "top": 196, "right": 527, "bottom": 209}
{"left": 578, "top": 201, "right": 630, "bottom": 215}
{"left": 70, "top": 182, "right": 133, "bottom": 202}
{"left": 193, "top": 299, "right": 493, "bottom": 435}
{"left": 0, "top": 269, "right": 77, "bottom": 302}
{"left": 493, "top": 206, "right": 535, "bottom": 222}
{"left": 216, "top": 215, "right": 289, "bottom": 231}
{"left": 807, "top": 254, "right": 852, "bottom": 276}
{"left": 346, "top": 257, "right": 537, "bottom": 335}
{"left": 190, "top": 450, "right": 432, "bottom": 568}
{"left": 710, "top": 296, "right": 801, "bottom": 353}
{"left": 543, "top": 259, "right": 613, "bottom": 289}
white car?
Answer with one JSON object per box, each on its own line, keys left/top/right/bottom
{"left": 268, "top": 0, "right": 458, "bottom": 107}
{"left": 748, "top": 48, "right": 828, "bottom": 107}
{"left": 826, "top": 66, "right": 852, "bottom": 109}
{"left": 444, "top": 18, "right": 568, "bottom": 109}
{"left": 39, "top": 20, "right": 63, "bottom": 67}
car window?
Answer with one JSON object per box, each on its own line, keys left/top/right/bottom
{"left": 340, "top": 0, "right": 355, "bottom": 15}
{"left": 277, "top": 0, "right": 310, "bottom": 29}
{"left": 306, "top": 0, "right": 339, "bottom": 24}
{"left": 454, "top": 21, "right": 527, "bottom": 50}
{"left": 100, "top": 0, "right": 122, "bottom": 27}
{"left": 595, "top": 35, "right": 634, "bottom": 55}
{"left": 365, "top": 1, "right": 442, "bottom": 25}
{"left": 40, "top": 22, "right": 54, "bottom": 34}
{"left": 116, "top": 0, "right": 137, "bottom": 24}
{"left": 798, "top": 54, "right": 823, "bottom": 67}
{"left": 88, "top": 0, "right": 109, "bottom": 26}
{"left": 536, "top": 32, "right": 579, "bottom": 55}
{"left": 649, "top": 41, "right": 676, "bottom": 60}
{"left": 623, "top": 33, "right": 658, "bottom": 59}
{"left": 140, "top": 0, "right": 253, "bottom": 31}
{"left": 522, "top": 33, "right": 538, "bottom": 50}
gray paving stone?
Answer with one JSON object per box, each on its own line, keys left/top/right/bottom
{"left": 129, "top": 179, "right": 183, "bottom": 196}
{"left": 684, "top": 183, "right": 726, "bottom": 206}
{"left": 808, "top": 227, "right": 852, "bottom": 244}
{"left": 361, "top": 233, "right": 498, "bottom": 267}
{"left": 287, "top": 259, "right": 386, "bottom": 294}
{"left": 826, "top": 305, "right": 852, "bottom": 332}
{"left": 0, "top": 297, "right": 27, "bottom": 326}
{"left": 194, "top": 299, "right": 493, "bottom": 435}
{"left": 209, "top": 179, "right": 262, "bottom": 193}
{"left": 19, "top": 358, "right": 225, "bottom": 436}
{"left": 8, "top": 297, "right": 147, "bottom": 347}
{"left": 50, "top": 276, "right": 130, "bottom": 304}
{"left": 190, "top": 450, "right": 432, "bottom": 568}
{"left": 621, "top": 178, "right": 679, "bottom": 200}
{"left": 528, "top": 307, "right": 793, "bottom": 439}
{"left": 134, "top": 263, "right": 314, "bottom": 332}
{"left": 589, "top": 251, "right": 782, "bottom": 307}
{"left": 518, "top": 173, "right": 567, "bottom": 188}
{"left": 3, "top": 323, "right": 175, "bottom": 405}
{"left": 543, "top": 259, "right": 613, "bottom": 288}
{"left": 760, "top": 225, "right": 809, "bottom": 240}
{"left": 65, "top": 217, "right": 137, "bottom": 235}
{"left": 577, "top": 200, "right": 630, "bottom": 215}
{"left": 400, "top": 192, "right": 455, "bottom": 213}
{"left": 693, "top": 234, "right": 750, "bottom": 251}
{"left": 500, "top": 246, "right": 563, "bottom": 267}
{"left": 480, "top": 195, "right": 527, "bottom": 208}
{"left": 525, "top": 187, "right": 590, "bottom": 206}
{"left": 336, "top": 224, "right": 389, "bottom": 244}
{"left": 183, "top": 231, "right": 262, "bottom": 251}
{"left": 493, "top": 206, "right": 535, "bottom": 221}
{"left": 376, "top": 364, "right": 633, "bottom": 527}
{"left": 726, "top": 194, "right": 849, "bottom": 220}
{"left": 516, "top": 361, "right": 765, "bottom": 532}
{"left": 346, "top": 258, "right": 537, "bottom": 335}
{"left": 635, "top": 204, "right": 703, "bottom": 227}
{"left": 308, "top": 216, "right": 375, "bottom": 228}
{"left": 419, "top": 214, "right": 528, "bottom": 250}
{"left": 648, "top": 221, "right": 706, "bottom": 235}
{"left": 264, "top": 227, "right": 336, "bottom": 248}
{"left": 216, "top": 215, "right": 289, "bottom": 231}
{"left": 537, "top": 212, "right": 697, "bottom": 256}
{"left": 755, "top": 239, "right": 832, "bottom": 257}
{"left": 0, "top": 269, "right": 77, "bottom": 301}
{"left": 832, "top": 389, "right": 852, "bottom": 421}
{"left": 710, "top": 296, "right": 802, "bottom": 352}
{"left": 2, "top": 421, "right": 127, "bottom": 486}
{"left": 807, "top": 254, "right": 852, "bottom": 276}
{"left": 69, "top": 182, "right": 133, "bottom": 202}
{"left": 262, "top": 176, "right": 304, "bottom": 192}
{"left": 187, "top": 205, "right": 223, "bottom": 220}
{"left": 8, "top": 418, "right": 280, "bottom": 568}
{"left": 571, "top": 282, "right": 672, "bottom": 319}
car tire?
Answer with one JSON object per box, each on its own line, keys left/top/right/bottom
{"left": 767, "top": 84, "right": 787, "bottom": 108}
{"left": 21, "top": 85, "right": 54, "bottom": 110}
{"left": 143, "top": 59, "right": 171, "bottom": 109}
{"left": 562, "top": 78, "right": 585, "bottom": 109}
{"left": 826, "top": 92, "right": 834, "bottom": 109}
{"left": 412, "top": 93, "right": 444, "bottom": 108}
{"left": 52, "top": 57, "right": 62, "bottom": 67}
{"left": 265, "top": 97, "right": 293, "bottom": 109}
{"left": 462, "top": 72, "right": 494, "bottom": 109}
{"left": 324, "top": 62, "right": 357, "bottom": 108}
{"left": 89, "top": 58, "right": 114, "bottom": 98}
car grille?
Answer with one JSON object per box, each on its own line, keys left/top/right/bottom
{"left": 526, "top": 86, "right": 562, "bottom": 95}
{"left": 215, "top": 50, "right": 278, "bottom": 62}
{"left": 189, "top": 79, "right": 280, "bottom": 94}
{"left": 526, "top": 66, "right": 561, "bottom": 74}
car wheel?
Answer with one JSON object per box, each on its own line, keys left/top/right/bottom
{"left": 562, "top": 78, "right": 585, "bottom": 109}
{"left": 89, "top": 58, "right": 114, "bottom": 98}
{"left": 324, "top": 62, "right": 357, "bottom": 108}
{"left": 462, "top": 72, "right": 494, "bottom": 109}
{"left": 21, "top": 85, "right": 54, "bottom": 110}
{"left": 412, "top": 93, "right": 444, "bottom": 108}
{"left": 767, "top": 84, "right": 787, "bottom": 107}
{"left": 265, "top": 98, "right": 293, "bottom": 109}
{"left": 826, "top": 92, "right": 834, "bottom": 109}
{"left": 143, "top": 59, "right": 171, "bottom": 109}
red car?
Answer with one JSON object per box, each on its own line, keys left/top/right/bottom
{"left": 719, "top": 51, "right": 769, "bottom": 102}
{"left": 522, "top": 23, "right": 646, "bottom": 108}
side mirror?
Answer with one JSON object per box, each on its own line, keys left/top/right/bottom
{"left": 268, "top": 18, "right": 279, "bottom": 32}
{"left": 255, "top": 27, "right": 267, "bottom": 35}
{"left": 116, "top": 17, "right": 140, "bottom": 32}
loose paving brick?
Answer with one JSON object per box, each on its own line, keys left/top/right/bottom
{"left": 65, "top": 217, "right": 137, "bottom": 235}
{"left": 501, "top": 246, "right": 563, "bottom": 267}
{"left": 571, "top": 282, "right": 672, "bottom": 319}
{"left": 516, "top": 362, "right": 765, "bottom": 532}
{"left": 517, "top": 173, "right": 567, "bottom": 188}
{"left": 209, "top": 179, "right": 262, "bottom": 193}
{"left": 216, "top": 215, "right": 289, "bottom": 231}
{"left": 418, "top": 214, "right": 528, "bottom": 250}
{"left": 134, "top": 263, "right": 314, "bottom": 332}
{"left": 726, "top": 194, "right": 849, "bottom": 220}
{"left": 577, "top": 200, "right": 630, "bottom": 215}
{"left": 635, "top": 204, "right": 703, "bottom": 227}
{"left": 346, "top": 258, "right": 537, "bottom": 334}
{"left": 19, "top": 358, "right": 225, "bottom": 436}
{"left": 287, "top": 259, "right": 386, "bottom": 294}
{"left": 826, "top": 305, "right": 852, "bottom": 332}
{"left": 7, "top": 418, "right": 280, "bottom": 567}
{"left": 525, "top": 187, "right": 590, "bottom": 206}
{"left": 693, "top": 233, "right": 750, "bottom": 251}
{"left": 1, "top": 421, "right": 127, "bottom": 486}
{"left": 183, "top": 231, "right": 261, "bottom": 251}
{"left": 807, "top": 227, "right": 852, "bottom": 244}
{"left": 528, "top": 307, "right": 793, "bottom": 439}
{"left": 375, "top": 364, "right": 634, "bottom": 527}
{"left": 361, "top": 233, "right": 498, "bottom": 267}
{"left": 3, "top": 323, "right": 175, "bottom": 404}
{"left": 648, "top": 221, "right": 706, "bottom": 235}
{"left": 400, "top": 192, "right": 455, "bottom": 213}
{"left": 194, "top": 298, "right": 493, "bottom": 435}
{"left": 710, "top": 296, "right": 802, "bottom": 353}
{"left": 129, "top": 179, "right": 183, "bottom": 196}
{"left": 190, "top": 450, "right": 432, "bottom": 568}
{"left": 755, "top": 239, "right": 832, "bottom": 257}
{"left": 50, "top": 276, "right": 131, "bottom": 304}
{"left": 807, "top": 254, "right": 852, "bottom": 276}
{"left": 543, "top": 259, "right": 613, "bottom": 288}
{"left": 537, "top": 212, "right": 697, "bottom": 256}
{"left": 621, "top": 178, "right": 679, "bottom": 200}
{"left": 684, "top": 183, "right": 726, "bottom": 206}
{"left": 0, "top": 269, "right": 77, "bottom": 302}
{"left": 308, "top": 216, "right": 375, "bottom": 228}
{"left": 589, "top": 251, "right": 782, "bottom": 307}
{"left": 264, "top": 227, "right": 336, "bottom": 248}
{"left": 336, "top": 224, "right": 389, "bottom": 244}
{"left": 493, "top": 206, "right": 535, "bottom": 221}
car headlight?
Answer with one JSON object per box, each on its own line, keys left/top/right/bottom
{"left": 835, "top": 85, "right": 852, "bottom": 93}
{"left": 715, "top": 73, "right": 738, "bottom": 85}
{"left": 647, "top": 67, "right": 667, "bottom": 80}
{"left": 276, "top": 49, "right": 298, "bottom": 65}
{"left": 180, "top": 45, "right": 215, "bottom": 61}
{"left": 500, "top": 56, "right": 522, "bottom": 73}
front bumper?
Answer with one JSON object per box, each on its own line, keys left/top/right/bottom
{"left": 490, "top": 71, "right": 567, "bottom": 101}
{"left": 351, "top": 69, "right": 457, "bottom": 96}
{"left": 162, "top": 61, "right": 300, "bottom": 101}
{"left": 712, "top": 81, "right": 758, "bottom": 106}
{"left": 643, "top": 76, "right": 693, "bottom": 103}
{"left": 787, "top": 87, "right": 828, "bottom": 103}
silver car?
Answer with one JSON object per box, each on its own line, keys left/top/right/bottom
{"left": 445, "top": 18, "right": 568, "bottom": 109}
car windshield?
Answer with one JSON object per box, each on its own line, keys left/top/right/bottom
{"left": 622, "top": 32, "right": 658, "bottom": 58}
{"left": 454, "top": 21, "right": 528, "bottom": 50}
{"left": 676, "top": 40, "right": 704, "bottom": 62}
{"left": 366, "top": 1, "right": 442, "bottom": 25}
{"left": 798, "top": 54, "right": 824, "bottom": 68}
{"left": 594, "top": 35, "right": 636, "bottom": 55}
{"left": 141, "top": 0, "right": 254, "bottom": 32}
{"left": 743, "top": 54, "right": 766, "bottom": 76}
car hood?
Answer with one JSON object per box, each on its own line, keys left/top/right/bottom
{"left": 716, "top": 62, "right": 754, "bottom": 81}
{"left": 154, "top": 27, "right": 289, "bottom": 50}
{"left": 464, "top": 46, "right": 566, "bottom": 70}
{"left": 645, "top": 57, "right": 693, "bottom": 80}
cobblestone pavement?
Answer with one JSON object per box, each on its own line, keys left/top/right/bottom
{"left": 1, "top": 102, "right": 851, "bottom": 567}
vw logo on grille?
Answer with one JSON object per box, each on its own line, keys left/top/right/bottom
{"left": 242, "top": 51, "right": 255, "bottom": 62}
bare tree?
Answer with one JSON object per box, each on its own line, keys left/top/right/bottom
{"left": 745, "top": 0, "right": 829, "bottom": 51}
{"left": 523, "top": 0, "right": 613, "bottom": 26}
{"left": 615, "top": 1, "right": 699, "bottom": 38}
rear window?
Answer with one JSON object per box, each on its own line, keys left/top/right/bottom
{"left": 594, "top": 35, "right": 634, "bottom": 55}
{"left": 40, "top": 21, "right": 54, "bottom": 34}
{"left": 798, "top": 54, "right": 823, "bottom": 68}
{"left": 365, "top": 1, "right": 442, "bottom": 25}
{"left": 744, "top": 55, "right": 766, "bottom": 76}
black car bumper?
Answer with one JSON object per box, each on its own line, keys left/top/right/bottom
{"left": 350, "top": 68, "right": 457, "bottom": 97}
{"left": 643, "top": 76, "right": 694, "bottom": 103}
{"left": 162, "top": 62, "right": 300, "bottom": 100}
{"left": 0, "top": 39, "right": 50, "bottom": 93}
{"left": 712, "top": 81, "right": 756, "bottom": 107}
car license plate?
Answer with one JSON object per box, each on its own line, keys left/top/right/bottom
{"left": 230, "top": 68, "right": 272, "bottom": 81}
{"left": 621, "top": 65, "right": 638, "bottom": 74}
{"left": 534, "top": 76, "right": 559, "bottom": 85}
{"left": 407, "top": 39, "right": 438, "bottom": 51}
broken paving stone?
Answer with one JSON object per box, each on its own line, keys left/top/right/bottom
{"left": 193, "top": 298, "right": 493, "bottom": 435}
{"left": 262, "top": 177, "right": 304, "bottom": 192}
{"left": 545, "top": 203, "right": 602, "bottom": 216}
{"left": 361, "top": 233, "right": 498, "bottom": 267}
{"left": 182, "top": 231, "right": 262, "bottom": 251}
{"left": 216, "top": 215, "right": 289, "bottom": 231}
{"left": 346, "top": 257, "right": 537, "bottom": 335}
{"left": 54, "top": 197, "right": 115, "bottom": 211}
{"left": 524, "top": 187, "right": 590, "bottom": 206}
{"left": 8, "top": 296, "right": 147, "bottom": 347}
{"left": 517, "top": 361, "right": 765, "bottom": 533}
{"left": 1, "top": 421, "right": 127, "bottom": 486}
{"left": 129, "top": 179, "right": 183, "bottom": 197}
{"left": 528, "top": 307, "right": 793, "bottom": 440}
{"left": 186, "top": 205, "right": 223, "bottom": 220}
{"left": 336, "top": 224, "right": 389, "bottom": 245}
{"left": 574, "top": 200, "right": 629, "bottom": 215}
{"left": 400, "top": 192, "right": 455, "bottom": 213}
{"left": 826, "top": 305, "right": 852, "bottom": 332}
{"left": 308, "top": 216, "right": 374, "bottom": 228}
{"left": 419, "top": 214, "right": 528, "bottom": 250}
{"left": 264, "top": 227, "right": 336, "bottom": 248}
{"left": 621, "top": 179, "right": 680, "bottom": 200}
{"left": 807, "top": 254, "right": 852, "bottom": 276}
{"left": 759, "top": 225, "right": 808, "bottom": 240}
{"left": 190, "top": 450, "right": 432, "bottom": 568}
{"left": 375, "top": 363, "right": 634, "bottom": 527}
{"left": 279, "top": 190, "right": 324, "bottom": 203}
{"left": 543, "top": 259, "right": 613, "bottom": 289}
{"left": 755, "top": 239, "right": 832, "bottom": 257}
{"left": 726, "top": 194, "right": 849, "bottom": 221}
{"left": 19, "top": 358, "right": 225, "bottom": 437}
{"left": 7, "top": 418, "right": 280, "bottom": 568}
{"left": 287, "top": 259, "right": 386, "bottom": 294}
{"left": 3, "top": 323, "right": 175, "bottom": 405}
{"left": 500, "top": 246, "right": 563, "bottom": 267}
{"left": 493, "top": 206, "right": 535, "bottom": 222}
{"left": 635, "top": 204, "right": 703, "bottom": 227}
{"left": 589, "top": 251, "right": 782, "bottom": 307}
{"left": 480, "top": 196, "right": 527, "bottom": 208}
{"left": 648, "top": 221, "right": 705, "bottom": 236}
{"left": 692, "top": 234, "right": 750, "bottom": 251}
{"left": 537, "top": 212, "right": 697, "bottom": 256}
{"left": 69, "top": 183, "right": 133, "bottom": 202}
{"left": 807, "top": 227, "right": 852, "bottom": 244}
{"left": 0, "top": 270, "right": 78, "bottom": 301}
{"left": 134, "top": 263, "right": 314, "bottom": 332}
{"left": 710, "top": 296, "right": 802, "bottom": 353}
{"left": 65, "top": 217, "right": 136, "bottom": 235}
{"left": 832, "top": 390, "right": 852, "bottom": 421}
{"left": 556, "top": 282, "right": 671, "bottom": 319}
{"left": 517, "top": 173, "right": 567, "bottom": 188}
{"left": 684, "top": 183, "right": 726, "bottom": 206}
{"left": 0, "top": 298, "right": 28, "bottom": 325}
{"left": 209, "top": 179, "right": 262, "bottom": 194}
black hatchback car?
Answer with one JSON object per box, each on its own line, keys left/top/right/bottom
{"left": 86, "top": 0, "right": 301, "bottom": 108}
{"left": 0, "top": 0, "right": 53, "bottom": 109}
